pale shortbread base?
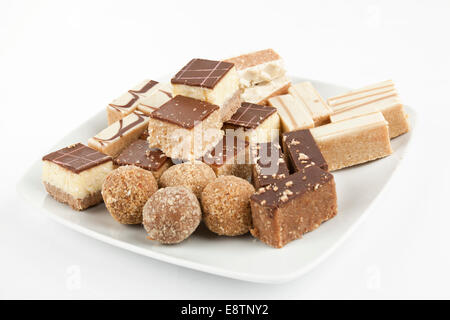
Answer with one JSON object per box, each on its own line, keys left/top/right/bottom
{"left": 220, "top": 89, "right": 241, "bottom": 121}
{"left": 42, "top": 160, "right": 114, "bottom": 210}
{"left": 311, "top": 113, "right": 393, "bottom": 171}
{"left": 172, "top": 66, "right": 240, "bottom": 107}
{"left": 147, "top": 109, "right": 224, "bottom": 161}
{"left": 224, "top": 112, "right": 280, "bottom": 144}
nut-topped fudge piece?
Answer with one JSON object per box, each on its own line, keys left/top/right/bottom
{"left": 42, "top": 143, "right": 114, "bottom": 211}
{"left": 327, "top": 80, "right": 409, "bottom": 138}
{"left": 171, "top": 58, "right": 241, "bottom": 121}
{"left": 288, "top": 81, "right": 332, "bottom": 126}
{"left": 88, "top": 110, "right": 150, "bottom": 157}
{"left": 114, "top": 140, "right": 172, "bottom": 181}
{"left": 148, "top": 95, "right": 224, "bottom": 161}
{"left": 250, "top": 166, "right": 337, "bottom": 248}
{"left": 223, "top": 102, "right": 280, "bottom": 143}
{"left": 282, "top": 129, "right": 328, "bottom": 172}
{"left": 106, "top": 80, "right": 171, "bottom": 125}
{"left": 268, "top": 94, "right": 314, "bottom": 133}
{"left": 310, "top": 112, "right": 392, "bottom": 171}
{"left": 251, "top": 142, "right": 290, "bottom": 189}
{"left": 202, "top": 135, "right": 251, "bottom": 180}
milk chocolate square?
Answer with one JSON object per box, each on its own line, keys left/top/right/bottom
{"left": 171, "top": 59, "right": 234, "bottom": 89}
{"left": 225, "top": 103, "right": 276, "bottom": 130}
{"left": 250, "top": 166, "right": 337, "bottom": 248}
{"left": 282, "top": 129, "right": 328, "bottom": 171}
{"left": 151, "top": 95, "right": 219, "bottom": 129}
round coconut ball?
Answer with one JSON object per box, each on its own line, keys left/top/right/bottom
{"left": 102, "top": 165, "right": 158, "bottom": 224}
{"left": 201, "top": 175, "right": 255, "bottom": 236}
{"left": 143, "top": 186, "right": 202, "bottom": 244}
{"left": 159, "top": 161, "right": 216, "bottom": 198}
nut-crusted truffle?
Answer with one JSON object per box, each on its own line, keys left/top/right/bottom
{"left": 159, "top": 161, "right": 216, "bottom": 198}
{"left": 143, "top": 187, "right": 202, "bottom": 244}
{"left": 102, "top": 165, "right": 158, "bottom": 224}
{"left": 201, "top": 175, "right": 255, "bottom": 236}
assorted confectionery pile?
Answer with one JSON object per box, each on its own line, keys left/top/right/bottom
{"left": 42, "top": 49, "right": 410, "bottom": 248}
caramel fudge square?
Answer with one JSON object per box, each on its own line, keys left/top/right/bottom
{"left": 224, "top": 102, "right": 280, "bottom": 143}
{"left": 42, "top": 143, "right": 114, "bottom": 211}
{"left": 202, "top": 135, "right": 251, "bottom": 180}
{"left": 282, "top": 129, "right": 328, "bottom": 172}
{"left": 171, "top": 58, "right": 241, "bottom": 121}
{"left": 148, "top": 95, "right": 224, "bottom": 161}
{"left": 114, "top": 140, "right": 172, "bottom": 181}
{"left": 252, "top": 142, "right": 290, "bottom": 189}
{"left": 250, "top": 165, "right": 337, "bottom": 248}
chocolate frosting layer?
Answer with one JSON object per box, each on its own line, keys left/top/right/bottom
{"left": 203, "top": 136, "right": 248, "bottom": 167}
{"left": 225, "top": 103, "right": 277, "bottom": 130}
{"left": 171, "top": 59, "right": 234, "bottom": 89}
{"left": 114, "top": 140, "right": 169, "bottom": 171}
{"left": 43, "top": 143, "right": 112, "bottom": 173}
{"left": 151, "top": 95, "right": 219, "bottom": 129}
{"left": 282, "top": 129, "right": 328, "bottom": 171}
{"left": 251, "top": 165, "right": 333, "bottom": 209}
{"left": 253, "top": 142, "right": 290, "bottom": 187}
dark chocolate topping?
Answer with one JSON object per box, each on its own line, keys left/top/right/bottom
{"left": 225, "top": 103, "right": 277, "bottom": 130}
{"left": 151, "top": 95, "right": 219, "bottom": 129}
{"left": 253, "top": 142, "right": 290, "bottom": 187}
{"left": 203, "top": 136, "right": 248, "bottom": 167}
{"left": 109, "top": 80, "right": 158, "bottom": 111}
{"left": 43, "top": 143, "right": 112, "bottom": 173}
{"left": 251, "top": 165, "right": 333, "bottom": 208}
{"left": 171, "top": 59, "right": 234, "bottom": 89}
{"left": 282, "top": 129, "right": 328, "bottom": 171}
{"left": 114, "top": 140, "right": 169, "bottom": 171}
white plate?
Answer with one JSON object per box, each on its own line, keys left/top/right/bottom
{"left": 17, "top": 77, "right": 415, "bottom": 284}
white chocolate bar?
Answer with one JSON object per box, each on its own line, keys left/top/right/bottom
{"left": 241, "top": 75, "right": 291, "bottom": 105}
{"left": 137, "top": 82, "right": 173, "bottom": 115}
{"left": 328, "top": 80, "right": 409, "bottom": 138}
{"left": 225, "top": 49, "right": 286, "bottom": 89}
{"left": 268, "top": 94, "right": 314, "bottom": 133}
{"left": 89, "top": 111, "right": 150, "bottom": 157}
{"left": 288, "top": 81, "right": 332, "bottom": 126}
{"left": 310, "top": 112, "right": 393, "bottom": 171}
{"left": 106, "top": 79, "right": 164, "bottom": 125}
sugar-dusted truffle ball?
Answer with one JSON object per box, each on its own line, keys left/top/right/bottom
{"left": 159, "top": 161, "right": 216, "bottom": 198}
{"left": 201, "top": 175, "right": 255, "bottom": 236}
{"left": 102, "top": 165, "right": 158, "bottom": 224}
{"left": 143, "top": 187, "right": 202, "bottom": 244}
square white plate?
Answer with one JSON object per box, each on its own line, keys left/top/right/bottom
{"left": 17, "top": 77, "right": 415, "bottom": 284}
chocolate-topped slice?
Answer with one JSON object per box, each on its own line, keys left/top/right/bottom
{"left": 202, "top": 135, "right": 251, "bottom": 180}
{"left": 43, "top": 143, "right": 112, "bottom": 174}
{"left": 171, "top": 59, "right": 234, "bottom": 89}
{"left": 250, "top": 166, "right": 337, "bottom": 248}
{"left": 252, "top": 142, "right": 290, "bottom": 189}
{"left": 114, "top": 140, "right": 172, "bottom": 181}
{"left": 147, "top": 96, "right": 224, "bottom": 161}
{"left": 171, "top": 58, "right": 241, "bottom": 122}
{"left": 224, "top": 102, "right": 280, "bottom": 143}
{"left": 151, "top": 95, "right": 219, "bottom": 129}
{"left": 282, "top": 129, "right": 328, "bottom": 171}
{"left": 42, "top": 143, "right": 114, "bottom": 211}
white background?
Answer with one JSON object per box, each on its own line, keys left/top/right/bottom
{"left": 1, "top": 0, "right": 449, "bottom": 299}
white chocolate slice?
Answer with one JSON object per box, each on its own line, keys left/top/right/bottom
{"left": 137, "top": 82, "right": 173, "bottom": 115}
{"left": 242, "top": 75, "right": 291, "bottom": 105}
{"left": 310, "top": 112, "right": 393, "bottom": 171}
{"left": 328, "top": 80, "right": 409, "bottom": 138}
{"left": 89, "top": 111, "right": 150, "bottom": 157}
{"left": 288, "top": 81, "right": 332, "bottom": 126}
{"left": 268, "top": 94, "right": 314, "bottom": 133}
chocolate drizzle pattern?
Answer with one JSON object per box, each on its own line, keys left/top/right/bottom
{"left": 109, "top": 80, "right": 158, "bottom": 111}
